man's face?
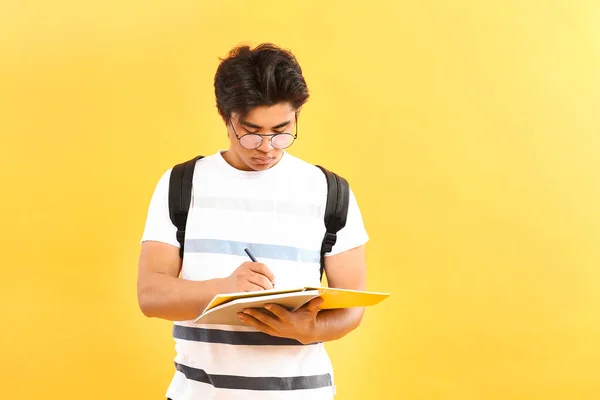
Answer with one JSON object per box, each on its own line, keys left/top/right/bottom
{"left": 226, "top": 102, "right": 297, "bottom": 171}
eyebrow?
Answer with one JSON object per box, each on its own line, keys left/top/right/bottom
{"left": 241, "top": 119, "right": 291, "bottom": 130}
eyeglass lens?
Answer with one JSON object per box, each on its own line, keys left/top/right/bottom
{"left": 239, "top": 133, "right": 295, "bottom": 149}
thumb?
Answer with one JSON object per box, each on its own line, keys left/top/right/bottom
{"left": 305, "top": 297, "right": 324, "bottom": 312}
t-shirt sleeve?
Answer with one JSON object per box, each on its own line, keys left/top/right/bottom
{"left": 326, "top": 186, "right": 369, "bottom": 256}
{"left": 140, "top": 168, "right": 180, "bottom": 248}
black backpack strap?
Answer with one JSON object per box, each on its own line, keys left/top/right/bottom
{"left": 315, "top": 165, "right": 350, "bottom": 280}
{"left": 168, "top": 155, "right": 204, "bottom": 258}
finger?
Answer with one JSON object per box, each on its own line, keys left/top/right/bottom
{"left": 303, "top": 297, "right": 324, "bottom": 312}
{"left": 242, "top": 308, "right": 279, "bottom": 327}
{"left": 247, "top": 271, "right": 274, "bottom": 290}
{"left": 243, "top": 282, "right": 267, "bottom": 292}
{"left": 248, "top": 263, "right": 276, "bottom": 284}
{"left": 264, "top": 304, "right": 291, "bottom": 321}
{"left": 238, "top": 313, "right": 277, "bottom": 336}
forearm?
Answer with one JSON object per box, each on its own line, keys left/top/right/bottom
{"left": 138, "top": 272, "right": 223, "bottom": 321}
{"left": 311, "top": 307, "right": 365, "bottom": 343}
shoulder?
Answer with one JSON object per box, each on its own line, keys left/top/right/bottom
{"left": 173, "top": 153, "right": 214, "bottom": 171}
{"left": 150, "top": 154, "right": 213, "bottom": 196}
{"left": 283, "top": 152, "right": 339, "bottom": 182}
{"left": 169, "top": 153, "right": 221, "bottom": 185}
{"left": 152, "top": 167, "right": 173, "bottom": 194}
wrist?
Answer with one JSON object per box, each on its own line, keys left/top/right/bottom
{"left": 212, "top": 277, "right": 232, "bottom": 295}
{"left": 299, "top": 317, "right": 321, "bottom": 345}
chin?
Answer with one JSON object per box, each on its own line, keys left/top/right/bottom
{"left": 246, "top": 155, "right": 278, "bottom": 170}
{"left": 246, "top": 162, "right": 273, "bottom": 171}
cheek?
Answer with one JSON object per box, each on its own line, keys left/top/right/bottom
{"left": 228, "top": 131, "right": 244, "bottom": 151}
{"left": 233, "top": 141, "right": 249, "bottom": 154}
{"left": 233, "top": 143, "right": 254, "bottom": 161}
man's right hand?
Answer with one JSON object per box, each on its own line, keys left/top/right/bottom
{"left": 219, "top": 262, "right": 276, "bottom": 293}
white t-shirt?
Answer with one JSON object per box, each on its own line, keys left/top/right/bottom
{"left": 141, "top": 150, "right": 369, "bottom": 400}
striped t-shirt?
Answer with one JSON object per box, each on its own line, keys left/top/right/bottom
{"left": 141, "top": 150, "right": 369, "bottom": 399}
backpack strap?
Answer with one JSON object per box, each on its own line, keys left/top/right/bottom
{"left": 168, "top": 155, "right": 204, "bottom": 258}
{"left": 316, "top": 165, "right": 350, "bottom": 280}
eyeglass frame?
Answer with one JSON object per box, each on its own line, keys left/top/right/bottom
{"left": 230, "top": 113, "right": 298, "bottom": 150}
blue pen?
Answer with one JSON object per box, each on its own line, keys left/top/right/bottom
{"left": 244, "top": 247, "right": 275, "bottom": 288}
{"left": 244, "top": 247, "right": 258, "bottom": 262}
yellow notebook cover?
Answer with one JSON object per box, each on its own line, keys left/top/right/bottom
{"left": 194, "top": 287, "right": 389, "bottom": 326}
{"left": 204, "top": 287, "right": 389, "bottom": 312}
{"left": 308, "top": 287, "right": 389, "bottom": 309}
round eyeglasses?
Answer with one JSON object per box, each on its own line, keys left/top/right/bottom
{"left": 230, "top": 116, "right": 298, "bottom": 150}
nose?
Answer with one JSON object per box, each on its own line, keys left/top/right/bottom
{"left": 257, "top": 135, "right": 274, "bottom": 152}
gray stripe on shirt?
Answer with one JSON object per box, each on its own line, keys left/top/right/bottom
{"left": 173, "top": 325, "right": 315, "bottom": 346}
{"left": 175, "top": 362, "right": 332, "bottom": 391}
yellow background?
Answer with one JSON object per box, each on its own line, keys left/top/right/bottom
{"left": 1, "top": 1, "right": 599, "bottom": 399}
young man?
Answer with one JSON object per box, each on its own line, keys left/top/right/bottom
{"left": 137, "top": 43, "right": 369, "bottom": 399}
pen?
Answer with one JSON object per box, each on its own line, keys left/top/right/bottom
{"left": 244, "top": 247, "right": 275, "bottom": 288}
{"left": 244, "top": 247, "right": 258, "bottom": 262}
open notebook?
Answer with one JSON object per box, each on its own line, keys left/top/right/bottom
{"left": 193, "top": 287, "right": 389, "bottom": 326}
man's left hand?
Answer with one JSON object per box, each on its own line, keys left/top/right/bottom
{"left": 238, "top": 297, "right": 324, "bottom": 344}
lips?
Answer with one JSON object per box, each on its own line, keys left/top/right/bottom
{"left": 252, "top": 157, "right": 274, "bottom": 164}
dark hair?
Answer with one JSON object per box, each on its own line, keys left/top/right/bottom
{"left": 214, "top": 43, "right": 309, "bottom": 124}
